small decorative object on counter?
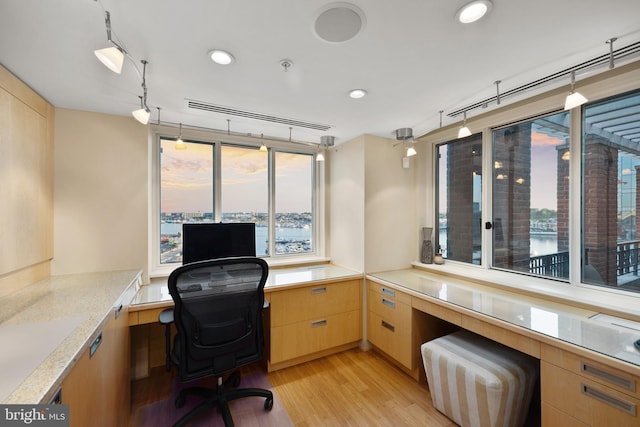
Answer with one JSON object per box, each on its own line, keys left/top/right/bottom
{"left": 420, "top": 227, "right": 434, "bottom": 264}
{"left": 434, "top": 253, "right": 444, "bottom": 265}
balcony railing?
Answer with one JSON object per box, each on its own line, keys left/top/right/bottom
{"left": 529, "top": 240, "right": 640, "bottom": 279}
{"left": 529, "top": 251, "right": 569, "bottom": 279}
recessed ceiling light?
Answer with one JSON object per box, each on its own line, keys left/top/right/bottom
{"left": 208, "top": 49, "right": 235, "bottom": 65}
{"left": 456, "top": 0, "right": 493, "bottom": 24}
{"left": 349, "top": 89, "right": 367, "bottom": 99}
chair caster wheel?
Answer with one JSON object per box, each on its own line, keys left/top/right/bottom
{"left": 264, "top": 397, "right": 274, "bottom": 411}
{"left": 175, "top": 395, "right": 186, "bottom": 408}
{"left": 230, "top": 373, "right": 241, "bottom": 388}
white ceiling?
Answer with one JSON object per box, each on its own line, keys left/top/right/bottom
{"left": 1, "top": 0, "right": 639, "bottom": 145}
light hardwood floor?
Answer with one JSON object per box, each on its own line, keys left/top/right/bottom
{"left": 131, "top": 348, "right": 456, "bottom": 426}
{"left": 131, "top": 348, "right": 541, "bottom": 426}
{"left": 268, "top": 348, "right": 457, "bottom": 426}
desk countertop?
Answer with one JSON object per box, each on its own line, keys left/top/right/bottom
{"left": 0, "top": 270, "right": 142, "bottom": 404}
{"left": 131, "top": 264, "right": 362, "bottom": 310}
{"left": 367, "top": 268, "right": 640, "bottom": 369}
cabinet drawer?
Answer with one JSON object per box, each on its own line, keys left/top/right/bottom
{"left": 367, "top": 281, "right": 411, "bottom": 305}
{"left": 541, "top": 402, "right": 588, "bottom": 427}
{"left": 368, "top": 310, "right": 412, "bottom": 369}
{"left": 270, "top": 280, "right": 361, "bottom": 327}
{"left": 542, "top": 361, "right": 640, "bottom": 427}
{"left": 367, "top": 285, "right": 411, "bottom": 323}
{"left": 542, "top": 343, "right": 639, "bottom": 399}
{"left": 270, "top": 310, "right": 361, "bottom": 363}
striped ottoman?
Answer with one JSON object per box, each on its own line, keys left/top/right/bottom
{"left": 421, "top": 330, "right": 538, "bottom": 427}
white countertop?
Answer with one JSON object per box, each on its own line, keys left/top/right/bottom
{"left": 367, "top": 268, "right": 640, "bottom": 368}
{"left": 0, "top": 270, "right": 142, "bottom": 403}
{"left": 132, "top": 263, "right": 362, "bottom": 307}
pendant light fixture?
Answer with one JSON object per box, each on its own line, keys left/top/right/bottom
{"left": 175, "top": 123, "right": 186, "bottom": 150}
{"left": 564, "top": 70, "right": 588, "bottom": 110}
{"left": 395, "top": 128, "right": 416, "bottom": 157}
{"left": 316, "top": 135, "right": 335, "bottom": 162}
{"left": 132, "top": 60, "right": 150, "bottom": 124}
{"left": 458, "top": 112, "right": 472, "bottom": 138}
{"left": 94, "top": 11, "right": 127, "bottom": 74}
{"left": 259, "top": 133, "right": 267, "bottom": 152}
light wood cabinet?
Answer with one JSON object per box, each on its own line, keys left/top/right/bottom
{"left": 541, "top": 344, "right": 640, "bottom": 427}
{"left": 367, "top": 281, "right": 413, "bottom": 369}
{"left": 366, "top": 280, "right": 458, "bottom": 380}
{"left": 60, "top": 303, "right": 131, "bottom": 426}
{"left": 267, "top": 279, "right": 362, "bottom": 371}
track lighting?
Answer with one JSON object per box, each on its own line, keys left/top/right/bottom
{"left": 395, "top": 128, "right": 417, "bottom": 157}
{"left": 132, "top": 60, "right": 150, "bottom": 124}
{"left": 564, "top": 70, "right": 588, "bottom": 110}
{"left": 316, "top": 135, "right": 335, "bottom": 162}
{"left": 176, "top": 123, "right": 186, "bottom": 150}
{"left": 94, "top": 11, "right": 127, "bottom": 74}
{"left": 458, "top": 112, "right": 471, "bottom": 138}
{"left": 259, "top": 134, "right": 267, "bottom": 152}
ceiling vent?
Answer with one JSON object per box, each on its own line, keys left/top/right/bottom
{"left": 186, "top": 99, "right": 332, "bottom": 131}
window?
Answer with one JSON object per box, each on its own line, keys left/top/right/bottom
{"left": 160, "top": 139, "right": 213, "bottom": 264}
{"left": 274, "top": 152, "right": 314, "bottom": 255}
{"left": 492, "top": 110, "right": 570, "bottom": 279}
{"left": 155, "top": 133, "right": 318, "bottom": 269}
{"left": 433, "top": 87, "right": 640, "bottom": 295}
{"left": 581, "top": 90, "right": 640, "bottom": 292}
{"left": 221, "top": 145, "right": 268, "bottom": 255}
{"left": 436, "top": 133, "right": 483, "bottom": 264}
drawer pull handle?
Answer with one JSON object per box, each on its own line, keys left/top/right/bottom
{"left": 382, "top": 298, "right": 396, "bottom": 309}
{"left": 311, "top": 287, "right": 327, "bottom": 294}
{"left": 581, "top": 362, "right": 636, "bottom": 391}
{"left": 381, "top": 320, "right": 395, "bottom": 332}
{"left": 311, "top": 319, "right": 327, "bottom": 328}
{"left": 90, "top": 332, "right": 103, "bottom": 358}
{"left": 581, "top": 383, "right": 636, "bottom": 416}
{"left": 381, "top": 287, "right": 395, "bottom": 297}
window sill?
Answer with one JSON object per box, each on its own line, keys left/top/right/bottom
{"left": 411, "top": 261, "right": 640, "bottom": 321}
{"left": 149, "top": 255, "right": 331, "bottom": 280}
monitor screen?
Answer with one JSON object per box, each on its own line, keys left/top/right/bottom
{"left": 182, "top": 222, "right": 256, "bottom": 264}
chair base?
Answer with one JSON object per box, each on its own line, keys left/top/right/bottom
{"left": 173, "top": 373, "right": 274, "bottom": 427}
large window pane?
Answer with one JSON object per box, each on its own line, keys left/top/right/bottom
{"left": 492, "top": 111, "right": 570, "bottom": 279}
{"left": 274, "top": 152, "right": 313, "bottom": 255}
{"left": 160, "top": 138, "right": 213, "bottom": 264}
{"left": 221, "top": 145, "right": 268, "bottom": 256}
{"left": 437, "top": 133, "right": 483, "bottom": 264}
{"left": 582, "top": 90, "right": 640, "bottom": 293}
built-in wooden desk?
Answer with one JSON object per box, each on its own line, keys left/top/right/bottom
{"left": 129, "top": 263, "right": 363, "bottom": 376}
{"left": 367, "top": 268, "right": 640, "bottom": 427}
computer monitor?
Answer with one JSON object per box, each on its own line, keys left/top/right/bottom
{"left": 182, "top": 222, "right": 256, "bottom": 264}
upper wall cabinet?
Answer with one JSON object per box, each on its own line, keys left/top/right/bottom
{"left": 0, "top": 66, "right": 54, "bottom": 280}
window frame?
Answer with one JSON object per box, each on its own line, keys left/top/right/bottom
{"left": 149, "top": 124, "right": 325, "bottom": 277}
{"left": 419, "top": 62, "right": 640, "bottom": 303}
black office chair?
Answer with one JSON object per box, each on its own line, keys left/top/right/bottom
{"left": 167, "top": 257, "right": 273, "bottom": 427}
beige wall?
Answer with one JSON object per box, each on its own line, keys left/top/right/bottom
{"left": 52, "top": 109, "right": 149, "bottom": 282}
{"left": 329, "top": 134, "right": 418, "bottom": 273}
{"left": 329, "top": 135, "right": 366, "bottom": 271}
{"left": 364, "top": 135, "right": 417, "bottom": 272}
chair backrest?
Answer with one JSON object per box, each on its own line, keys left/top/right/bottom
{"left": 168, "top": 257, "right": 268, "bottom": 382}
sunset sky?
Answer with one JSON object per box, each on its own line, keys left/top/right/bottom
{"left": 160, "top": 139, "right": 312, "bottom": 213}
